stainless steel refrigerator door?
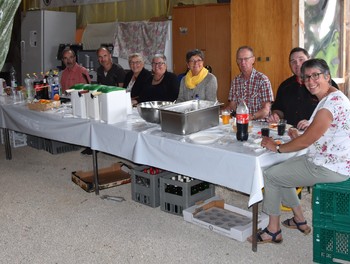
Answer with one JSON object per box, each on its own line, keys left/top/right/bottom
{"left": 21, "top": 10, "right": 44, "bottom": 81}
{"left": 21, "top": 10, "right": 76, "bottom": 82}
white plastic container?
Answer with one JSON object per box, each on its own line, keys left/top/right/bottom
{"left": 85, "top": 86, "right": 101, "bottom": 120}
{"left": 99, "top": 87, "right": 127, "bottom": 124}
{"left": 71, "top": 90, "right": 87, "bottom": 119}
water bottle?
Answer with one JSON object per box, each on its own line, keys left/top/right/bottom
{"left": 10, "top": 66, "right": 17, "bottom": 89}
{"left": 236, "top": 100, "right": 249, "bottom": 141}
{"left": 24, "top": 74, "right": 34, "bottom": 100}
{"left": 10, "top": 67, "right": 17, "bottom": 97}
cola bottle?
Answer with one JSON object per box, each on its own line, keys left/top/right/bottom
{"left": 236, "top": 100, "right": 249, "bottom": 141}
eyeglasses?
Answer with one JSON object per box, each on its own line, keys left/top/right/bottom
{"left": 151, "top": 62, "right": 165, "bottom": 67}
{"left": 188, "top": 59, "right": 203, "bottom": 64}
{"left": 236, "top": 56, "right": 253, "bottom": 63}
{"left": 130, "top": 61, "right": 142, "bottom": 65}
{"left": 302, "top": 72, "right": 324, "bottom": 82}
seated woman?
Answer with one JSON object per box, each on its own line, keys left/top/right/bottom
{"left": 248, "top": 59, "right": 350, "bottom": 244}
{"left": 123, "top": 53, "right": 152, "bottom": 106}
{"left": 138, "top": 54, "right": 179, "bottom": 103}
{"left": 176, "top": 49, "right": 217, "bottom": 102}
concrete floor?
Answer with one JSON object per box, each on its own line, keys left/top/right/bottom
{"left": 0, "top": 144, "right": 314, "bottom": 264}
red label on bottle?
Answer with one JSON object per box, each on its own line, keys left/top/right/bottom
{"left": 236, "top": 113, "right": 249, "bottom": 124}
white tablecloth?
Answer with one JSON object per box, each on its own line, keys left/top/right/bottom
{"left": 0, "top": 101, "right": 303, "bottom": 207}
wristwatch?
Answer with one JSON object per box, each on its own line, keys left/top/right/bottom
{"left": 276, "top": 144, "right": 282, "bottom": 153}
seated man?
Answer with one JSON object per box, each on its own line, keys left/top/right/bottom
{"left": 60, "top": 47, "right": 91, "bottom": 93}
{"left": 96, "top": 46, "right": 126, "bottom": 87}
{"left": 268, "top": 47, "right": 339, "bottom": 129}
{"left": 227, "top": 46, "right": 274, "bottom": 121}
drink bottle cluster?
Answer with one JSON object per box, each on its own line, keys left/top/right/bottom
{"left": 24, "top": 70, "right": 61, "bottom": 100}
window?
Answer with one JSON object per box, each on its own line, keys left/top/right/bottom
{"left": 304, "top": 0, "right": 343, "bottom": 78}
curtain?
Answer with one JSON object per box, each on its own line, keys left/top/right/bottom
{"left": 22, "top": 0, "right": 217, "bottom": 28}
{"left": 0, "top": 0, "right": 21, "bottom": 71}
{"left": 113, "top": 21, "right": 169, "bottom": 64}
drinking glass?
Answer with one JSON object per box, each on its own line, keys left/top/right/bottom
{"left": 277, "top": 119, "right": 287, "bottom": 136}
{"left": 221, "top": 110, "right": 230, "bottom": 125}
{"left": 261, "top": 122, "right": 270, "bottom": 137}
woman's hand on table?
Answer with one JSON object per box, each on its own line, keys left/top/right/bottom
{"left": 261, "top": 136, "right": 278, "bottom": 152}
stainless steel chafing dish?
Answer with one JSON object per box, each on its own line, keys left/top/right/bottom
{"left": 159, "top": 100, "right": 221, "bottom": 135}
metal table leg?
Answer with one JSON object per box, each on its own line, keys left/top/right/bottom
{"left": 3, "top": 128, "right": 12, "bottom": 160}
{"left": 252, "top": 202, "right": 258, "bottom": 252}
{"left": 92, "top": 149, "right": 99, "bottom": 195}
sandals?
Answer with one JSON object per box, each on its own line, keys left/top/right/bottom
{"left": 248, "top": 227, "right": 283, "bottom": 244}
{"left": 282, "top": 217, "right": 311, "bottom": 235}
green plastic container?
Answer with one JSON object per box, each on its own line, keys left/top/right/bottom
{"left": 313, "top": 178, "right": 350, "bottom": 226}
{"left": 313, "top": 222, "right": 350, "bottom": 263}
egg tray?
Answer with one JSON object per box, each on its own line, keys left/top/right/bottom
{"left": 194, "top": 207, "right": 252, "bottom": 230}
{"left": 183, "top": 196, "right": 269, "bottom": 242}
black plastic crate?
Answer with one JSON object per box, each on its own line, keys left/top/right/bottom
{"left": 131, "top": 166, "right": 170, "bottom": 208}
{"left": 43, "top": 139, "right": 81, "bottom": 154}
{"left": 26, "top": 135, "right": 44, "bottom": 150}
{"left": 160, "top": 174, "right": 215, "bottom": 216}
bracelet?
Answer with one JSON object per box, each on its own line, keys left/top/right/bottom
{"left": 276, "top": 144, "right": 282, "bottom": 153}
{"left": 252, "top": 113, "right": 256, "bottom": 120}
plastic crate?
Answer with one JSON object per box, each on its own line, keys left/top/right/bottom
{"left": 313, "top": 179, "right": 350, "bottom": 226}
{"left": 26, "top": 135, "right": 44, "bottom": 150}
{"left": 313, "top": 223, "right": 350, "bottom": 264}
{"left": 43, "top": 139, "right": 81, "bottom": 154}
{"left": 0, "top": 129, "right": 27, "bottom": 148}
{"left": 160, "top": 173, "right": 215, "bottom": 216}
{"left": 131, "top": 166, "right": 170, "bottom": 208}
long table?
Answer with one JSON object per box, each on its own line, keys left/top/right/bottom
{"left": 0, "top": 99, "right": 303, "bottom": 251}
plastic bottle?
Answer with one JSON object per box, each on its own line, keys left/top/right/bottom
{"left": 24, "top": 74, "right": 34, "bottom": 100}
{"left": 236, "top": 100, "right": 249, "bottom": 141}
{"left": 10, "top": 67, "right": 17, "bottom": 97}
{"left": 10, "top": 66, "right": 17, "bottom": 89}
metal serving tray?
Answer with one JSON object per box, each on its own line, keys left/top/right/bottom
{"left": 159, "top": 100, "right": 220, "bottom": 135}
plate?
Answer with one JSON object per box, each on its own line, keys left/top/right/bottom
{"left": 189, "top": 133, "right": 219, "bottom": 145}
{"left": 269, "top": 123, "right": 292, "bottom": 131}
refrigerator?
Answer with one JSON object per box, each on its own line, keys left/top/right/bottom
{"left": 21, "top": 10, "right": 76, "bottom": 82}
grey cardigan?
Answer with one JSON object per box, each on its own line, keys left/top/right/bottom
{"left": 176, "top": 72, "right": 218, "bottom": 102}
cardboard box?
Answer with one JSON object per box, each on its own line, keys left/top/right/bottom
{"left": 72, "top": 162, "right": 131, "bottom": 192}
{"left": 27, "top": 100, "right": 60, "bottom": 111}
{"left": 183, "top": 196, "right": 269, "bottom": 242}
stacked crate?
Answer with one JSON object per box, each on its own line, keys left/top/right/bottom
{"left": 160, "top": 173, "right": 215, "bottom": 216}
{"left": 26, "top": 134, "right": 80, "bottom": 154}
{"left": 131, "top": 166, "right": 170, "bottom": 208}
{"left": 312, "top": 178, "right": 350, "bottom": 263}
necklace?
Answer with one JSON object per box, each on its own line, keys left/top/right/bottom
{"left": 153, "top": 74, "right": 164, "bottom": 82}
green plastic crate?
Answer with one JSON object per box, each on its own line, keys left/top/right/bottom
{"left": 313, "top": 179, "right": 350, "bottom": 226}
{"left": 313, "top": 223, "right": 350, "bottom": 264}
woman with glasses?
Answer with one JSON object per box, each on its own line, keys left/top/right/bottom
{"left": 248, "top": 59, "right": 350, "bottom": 245}
{"left": 176, "top": 49, "right": 217, "bottom": 103}
{"left": 123, "top": 53, "right": 152, "bottom": 106}
{"left": 138, "top": 54, "right": 179, "bottom": 103}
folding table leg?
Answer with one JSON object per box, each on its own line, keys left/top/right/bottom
{"left": 92, "top": 149, "right": 99, "bottom": 195}
{"left": 4, "top": 128, "right": 12, "bottom": 160}
{"left": 252, "top": 203, "right": 258, "bottom": 252}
